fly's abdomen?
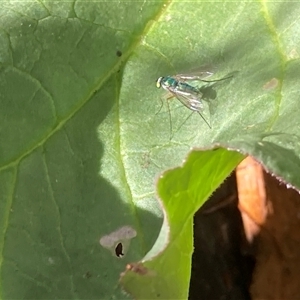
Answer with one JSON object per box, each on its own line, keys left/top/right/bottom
{"left": 176, "top": 81, "right": 199, "bottom": 94}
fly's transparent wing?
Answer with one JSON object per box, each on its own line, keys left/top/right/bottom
{"left": 173, "top": 89, "right": 204, "bottom": 111}
{"left": 176, "top": 70, "right": 235, "bottom": 85}
{"left": 175, "top": 65, "right": 216, "bottom": 81}
{"left": 175, "top": 71, "right": 213, "bottom": 82}
{"left": 171, "top": 90, "right": 211, "bottom": 128}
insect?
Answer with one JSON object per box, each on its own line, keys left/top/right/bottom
{"left": 156, "top": 75, "right": 211, "bottom": 128}
{"left": 156, "top": 71, "right": 231, "bottom": 134}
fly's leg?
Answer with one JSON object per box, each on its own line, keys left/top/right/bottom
{"left": 166, "top": 96, "right": 174, "bottom": 140}
{"left": 155, "top": 93, "right": 174, "bottom": 140}
{"left": 197, "top": 111, "right": 211, "bottom": 128}
{"left": 174, "top": 111, "right": 195, "bottom": 136}
{"left": 156, "top": 93, "right": 174, "bottom": 115}
{"left": 173, "top": 109, "right": 211, "bottom": 139}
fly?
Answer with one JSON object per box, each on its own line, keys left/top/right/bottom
{"left": 156, "top": 72, "right": 231, "bottom": 131}
{"left": 156, "top": 75, "right": 211, "bottom": 128}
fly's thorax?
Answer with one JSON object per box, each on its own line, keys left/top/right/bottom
{"left": 157, "top": 76, "right": 178, "bottom": 90}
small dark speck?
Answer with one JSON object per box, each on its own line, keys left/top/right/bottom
{"left": 116, "top": 50, "right": 122, "bottom": 57}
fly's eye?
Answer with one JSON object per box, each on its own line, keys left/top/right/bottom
{"left": 156, "top": 77, "right": 163, "bottom": 88}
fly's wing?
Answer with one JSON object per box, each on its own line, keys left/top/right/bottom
{"left": 175, "top": 70, "right": 234, "bottom": 84}
{"left": 175, "top": 65, "right": 216, "bottom": 81}
{"left": 175, "top": 71, "right": 213, "bottom": 82}
{"left": 173, "top": 89, "right": 204, "bottom": 112}
{"left": 172, "top": 90, "right": 211, "bottom": 128}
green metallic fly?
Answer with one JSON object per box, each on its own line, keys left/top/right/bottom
{"left": 156, "top": 71, "right": 224, "bottom": 129}
{"left": 156, "top": 75, "right": 210, "bottom": 128}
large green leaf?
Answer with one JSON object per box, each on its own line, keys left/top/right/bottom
{"left": 0, "top": 1, "right": 163, "bottom": 298}
{"left": 1, "top": 1, "right": 300, "bottom": 299}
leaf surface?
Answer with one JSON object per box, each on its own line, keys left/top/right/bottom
{"left": 1, "top": 1, "right": 300, "bottom": 299}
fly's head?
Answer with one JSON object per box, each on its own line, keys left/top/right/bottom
{"left": 156, "top": 77, "right": 164, "bottom": 88}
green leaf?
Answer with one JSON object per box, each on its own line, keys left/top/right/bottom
{"left": 120, "top": 148, "right": 243, "bottom": 299}
{"left": 1, "top": 1, "right": 300, "bottom": 299}
{"left": 119, "top": 1, "right": 300, "bottom": 188}
{"left": 0, "top": 1, "right": 163, "bottom": 298}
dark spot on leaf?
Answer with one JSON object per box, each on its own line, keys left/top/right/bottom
{"left": 116, "top": 50, "right": 122, "bottom": 57}
{"left": 84, "top": 271, "right": 92, "bottom": 279}
{"left": 115, "top": 242, "right": 124, "bottom": 257}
